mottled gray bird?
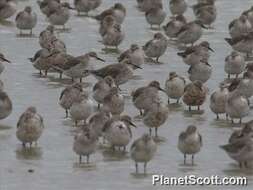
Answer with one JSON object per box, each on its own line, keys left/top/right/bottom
{"left": 224, "top": 51, "right": 245, "bottom": 79}
{"left": 74, "top": 0, "right": 102, "bottom": 16}
{"left": 169, "top": 0, "right": 187, "bottom": 16}
{"left": 145, "top": 4, "right": 166, "bottom": 29}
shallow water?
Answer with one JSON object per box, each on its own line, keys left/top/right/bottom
{"left": 0, "top": 0, "right": 253, "bottom": 189}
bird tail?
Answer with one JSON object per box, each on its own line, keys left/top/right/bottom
{"left": 28, "top": 58, "right": 34, "bottom": 62}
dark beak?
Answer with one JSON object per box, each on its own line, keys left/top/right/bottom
{"left": 158, "top": 87, "right": 166, "bottom": 93}
{"left": 96, "top": 56, "right": 105, "bottom": 62}
{"left": 132, "top": 63, "right": 142, "bottom": 69}
{"left": 208, "top": 47, "right": 214, "bottom": 52}
{"left": 1, "top": 57, "right": 11, "bottom": 63}
{"left": 129, "top": 121, "right": 137, "bottom": 128}
{"left": 201, "top": 24, "right": 208, "bottom": 29}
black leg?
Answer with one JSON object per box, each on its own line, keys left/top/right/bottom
{"left": 184, "top": 154, "right": 186, "bottom": 165}
{"left": 144, "top": 162, "right": 147, "bottom": 174}
{"left": 79, "top": 155, "right": 82, "bottom": 164}
{"left": 86, "top": 155, "right": 89, "bottom": 164}
{"left": 191, "top": 155, "right": 194, "bottom": 165}
{"left": 155, "top": 127, "right": 158, "bottom": 137}
{"left": 135, "top": 162, "right": 138, "bottom": 173}
{"left": 149, "top": 128, "right": 152, "bottom": 136}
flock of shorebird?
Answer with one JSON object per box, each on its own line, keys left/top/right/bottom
{"left": 1, "top": 0, "right": 253, "bottom": 174}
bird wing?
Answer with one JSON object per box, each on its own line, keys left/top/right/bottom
{"left": 15, "top": 12, "right": 23, "bottom": 22}
{"left": 131, "top": 87, "right": 146, "bottom": 101}
{"left": 93, "top": 64, "right": 121, "bottom": 79}
{"left": 228, "top": 19, "right": 236, "bottom": 30}
{"left": 59, "top": 87, "right": 71, "bottom": 100}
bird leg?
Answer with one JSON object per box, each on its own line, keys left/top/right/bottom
{"left": 149, "top": 128, "right": 152, "bottom": 136}
{"left": 65, "top": 109, "right": 69, "bottom": 118}
{"left": 188, "top": 106, "right": 191, "bottom": 111}
{"left": 176, "top": 99, "right": 180, "bottom": 104}
{"left": 184, "top": 154, "right": 186, "bottom": 165}
{"left": 168, "top": 98, "right": 170, "bottom": 104}
{"left": 139, "top": 110, "right": 143, "bottom": 116}
{"left": 197, "top": 106, "right": 200, "bottom": 111}
{"left": 135, "top": 162, "right": 138, "bottom": 173}
{"left": 191, "top": 155, "right": 194, "bottom": 165}
{"left": 216, "top": 114, "right": 219, "bottom": 120}
{"left": 155, "top": 127, "right": 158, "bottom": 137}
{"left": 79, "top": 155, "right": 82, "bottom": 164}
{"left": 22, "top": 143, "right": 26, "bottom": 148}
{"left": 98, "top": 104, "right": 101, "bottom": 109}
{"left": 144, "top": 162, "right": 147, "bottom": 174}
{"left": 86, "top": 155, "right": 90, "bottom": 164}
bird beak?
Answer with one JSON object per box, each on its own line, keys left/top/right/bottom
{"left": 1, "top": 57, "right": 11, "bottom": 63}
{"left": 68, "top": 6, "right": 75, "bottom": 10}
{"left": 208, "top": 47, "right": 214, "bottom": 52}
{"left": 129, "top": 121, "right": 137, "bottom": 128}
{"left": 158, "top": 87, "right": 166, "bottom": 93}
{"left": 132, "top": 63, "right": 142, "bottom": 69}
{"left": 201, "top": 24, "right": 208, "bottom": 29}
{"left": 96, "top": 56, "right": 105, "bottom": 62}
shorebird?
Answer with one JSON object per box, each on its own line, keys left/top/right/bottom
{"left": 118, "top": 44, "right": 145, "bottom": 68}
{"left": 178, "top": 125, "right": 202, "bottom": 165}
{"left": 59, "top": 83, "right": 83, "bottom": 118}
{"left": 225, "top": 31, "right": 253, "bottom": 57}
{"left": 103, "top": 115, "right": 136, "bottom": 151}
{"left": 99, "top": 15, "right": 117, "bottom": 37}
{"left": 175, "top": 20, "right": 207, "bottom": 46}
{"left": 37, "top": 0, "right": 60, "bottom": 16}
{"left": 95, "top": 3, "right": 126, "bottom": 24}
{"left": 194, "top": 5, "right": 217, "bottom": 28}
{"left": 130, "top": 134, "right": 157, "bottom": 174}
{"left": 132, "top": 81, "right": 166, "bottom": 115}
{"left": 177, "top": 41, "right": 214, "bottom": 66}
{"left": 16, "top": 107, "right": 44, "bottom": 148}
{"left": 224, "top": 51, "right": 245, "bottom": 79}
{"left": 210, "top": 82, "right": 229, "bottom": 120}
{"left": 137, "top": 0, "right": 162, "bottom": 13}
{"left": 15, "top": 6, "right": 37, "bottom": 36}
{"left": 0, "top": 0, "right": 16, "bottom": 20}
{"left": 92, "top": 76, "right": 115, "bottom": 109}
{"left": 87, "top": 110, "right": 110, "bottom": 139}
{"left": 143, "top": 100, "right": 169, "bottom": 137}
{"left": 225, "top": 79, "right": 249, "bottom": 124}
{"left": 143, "top": 32, "right": 168, "bottom": 63}
{"left": 220, "top": 137, "right": 253, "bottom": 169}
{"left": 145, "top": 4, "right": 166, "bottom": 29}
{"left": 163, "top": 15, "right": 187, "bottom": 40}
{"left": 183, "top": 80, "right": 208, "bottom": 111}
{"left": 70, "top": 91, "right": 94, "bottom": 126}
{"left": 188, "top": 60, "right": 212, "bottom": 83}
{"left": 236, "top": 72, "right": 253, "bottom": 100}
{"left": 169, "top": 0, "right": 187, "bottom": 16}
{"left": 192, "top": 0, "right": 215, "bottom": 15}
{"left": 165, "top": 72, "right": 186, "bottom": 104}
{"left": 87, "top": 59, "right": 142, "bottom": 88}
{"left": 229, "top": 124, "right": 253, "bottom": 144}
{"left": 47, "top": 2, "right": 74, "bottom": 29}
{"left": 51, "top": 52, "right": 105, "bottom": 82}
{"left": 73, "top": 125, "right": 97, "bottom": 164}
{"left": 74, "top": 0, "right": 102, "bottom": 16}
{"left": 39, "top": 25, "right": 55, "bottom": 50}
{"left": 101, "top": 87, "right": 124, "bottom": 116}
{"left": 0, "top": 82, "right": 12, "bottom": 121}
{"left": 101, "top": 23, "right": 125, "bottom": 49}
{"left": 0, "top": 53, "right": 11, "bottom": 75}
{"left": 229, "top": 14, "right": 252, "bottom": 39}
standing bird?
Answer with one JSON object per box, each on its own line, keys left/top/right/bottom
{"left": 74, "top": 0, "right": 102, "bottom": 16}
{"left": 0, "top": 82, "right": 12, "bottom": 121}
{"left": 130, "top": 134, "right": 157, "bottom": 174}
{"left": 88, "top": 59, "right": 142, "bottom": 88}
{"left": 70, "top": 91, "right": 94, "bottom": 126}
{"left": 169, "top": 0, "right": 187, "bottom": 16}
{"left": 209, "top": 82, "right": 229, "bottom": 120}
{"left": 73, "top": 125, "right": 97, "bottom": 164}
{"left": 176, "top": 20, "right": 207, "bottom": 46}
{"left": 101, "top": 87, "right": 124, "bottom": 116}
{"left": 132, "top": 81, "right": 166, "bottom": 115}
{"left": 165, "top": 72, "right": 186, "bottom": 104}
{"left": 99, "top": 15, "right": 117, "bottom": 37}
{"left": 47, "top": 2, "right": 74, "bottom": 29}
{"left": 143, "top": 32, "right": 168, "bottom": 63}
{"left": 177, "top": 41, "right": 214, "bottom": 66}
{"left": 16, "top": 107, "right": 44, "bottom": 148}
{"left": 137, "top": 0, "right": 162, "bottom": 13}
{"left": 101, "top": 23, "right": 124, "bottom": 49}
{"left": 95, "top": 3, "right": 126, "bottom": 24}
{"left": 225, "top": 79, "right": 250, "bottom": 124}
{"left": 118, "top": 44, "right": 145, "bottom": 69}
{"left": 188, "top": 60, "right": 212, "bottom": 83}
{"left": 178, "top": 125, "right": 202, "bottom": 165}
{"left": 0, "top": 53, "right": 11, "bottom": 75}
{"left": 145, "top": 4, "right": 166, "bottom": 29}
{"left": 15, "top": 6, "right": 37, "bottom": 36}
{"left": 92, "top": 76, "right": 115, "bottom": 109}
{"left": 225, "top": 32, "right": 253, "bottom": 57}
{"left": 0, "top": 0, "right": 17, "bottom": 20}
{"left": 37, "top": 0, "right": 60, "bottom": 16}
{"left": 59, "top": 83, "right": 83, "bottom": 118}
{"left": 143, "top": 100, "right": 169, "bottom": 137}
{"left": 163, "top": 15, "right": 187, "bottom": 40}
{"left": 103, "top": 115, "right": 137, "bottom": 151}
{"left": 39, "top": 25, "right": 56, "bottom": 50}
{"left": 224, "top": 51, "right": 245, "bottom": 79}
{"left": 229, "top": 14, "right": 252, "bottom": 39}
{"left": 183, "top": 81, "right": 208, "bottom": 111}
